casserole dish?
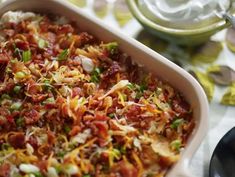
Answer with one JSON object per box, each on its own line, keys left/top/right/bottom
{"left": 0, "top": 0, "right": 209, "bottom": 176}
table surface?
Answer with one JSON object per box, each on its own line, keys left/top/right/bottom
{"left": 2, "top": 0, "right": 235, "bottom": 176}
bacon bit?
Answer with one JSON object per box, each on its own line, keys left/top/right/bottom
{"left": 36, "top": 160, "right": 48, "bottom": 174}
{"left": 3, "top": 79, "right": 15, "bottom": 91}
{"left": 44, "top": 48, "right": 55, "bottom": 59}
{"left": 113, "top": 161, "right": 138, "bottom": 177}
{"left": 26, "top": 33, "right": 37, "bottom": 45}
{"left": 94, "top": 114, "right": 109, "bottom": 121}
{"left": 59, "top": 38, "right": 72, "bottom": 49}
{"left": 15, "top": 40, "right": 29, "bottom": 50}
{"left": 28, "top": 136, "right": 38, "bottom": 149}
{"left": 39, "top": 17, "right": 50, "bottom": 32}
{"left": 8, "top": 132, "right": 25, "bottom": 149}
{"left": 38, "top": 144, "right": 52, "bottom": 156}
{"left": 75, "top": 32, "right": 93, "bottom": 47}
{"left": 103, "top": 61, "right": 121, "bottom": 79}
{"left": 0, "top": 53, "right": 9, "bottom": 81}
{"left": 0, "top": 108, "right": 9, "bottom": 125}
{"left": 3, "top": 29, "right": 15, "bottom": 37}
{"left": 27, "top": 79, "right": 41, "bottom": 94}
{"left": 47, "top": 131, "right": 55, "bottom": 145}
{"left": 24, "top": 109, "right": 40, "bottom": 125}
{"left": 72, "top": 87, "right": 84, "bottom": 98}
{"left": 45, "top": 32, "right": 56, "bottom": 44}
{"left": 6, "top": 115, "right": 14, "bottom": 124}
{"left": 92, "top": 121, "right": 108, "bottom": 140}
{"left": 83, "top": 114, "right": 94, "bottom": 122}
{"left": 44, "top": 102, "right": 57, "bottom": 109}
{"left": 126, "top": 105, "right": 142, "bottom": 121}
{"left": 11, "top": 60, "right": 27, "bottom": 73}
{"left": 69, "top": 126, "right": 81, "bottom": 136}
{"left": 61, "top": 104, "right": 69, "bottom": 117}
{"left": 172, "top": 98, "right": 190, "bottom": 115}
{"left": 0, "top": 163, "right": 11, "bottom": 177}
{"left": 0, "top": 53, "right": 10, "bottom": 63}
{"left": 58, "top": 24, "right": 74, "bottom": 34}
{"left": 31, "top": 93, "right": 48, "bottom": 102}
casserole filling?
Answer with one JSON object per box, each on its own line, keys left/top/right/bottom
{"left": 0, "top": 11, "right": 194, "bottom": 177}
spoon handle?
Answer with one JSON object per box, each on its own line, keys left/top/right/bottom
{"left": 222, "top": 13, "right": 235, "bottom": 28}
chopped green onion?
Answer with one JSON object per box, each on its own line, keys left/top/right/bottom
{"left": 139, "top": 83, "right": 147, "bottom": 92}
{"left": 146, "top": 173, "right": 155, "bottom": 177}
{"left": 90, "top": 67, "right": 101, "bottom": 83}
{"left": 1, "top": 143, "right": 11, "bottom": 150}
{"left": 1, "top": 94, "right": 11, "bottom": 100}
{"left": 57, "top": 151, "right": 66, "bottom": 158}
{"left": 127, "top": 83, "right": 135, "bottom": 90}
{"left": 43, "top": 97, "right": 55, "bottom": 104}
{"left": 108, "top": 113, "right": 115, "bottom": 119}
{"left": 57, "top": 49, "right": 69, "bottom": 61}
{"left": 104, "top": 42, "right": 118, "bottom": 55}
{"left": 38, "top": 38, "right": 47, "bottom": 49}
{"left": 43, "top": 80, "right": 53, "bottom": 90}
{"left": 22, "top": 50, "right": 32, "bottom": 62}
{"left": 5, "top": 67, "right": 12, "bottom": 74}
{"left": 32, "top": 172, "right": 43, "bottom": 177}
{"left": 64, "top": 125, "right": 71, "bottom": 134}
{"left": 135, "top": 92, "right": 143, "bottom": 99}
{"left": 170, "top": 140, "right": 181, "bottom": 151}
{"left": 15, "top": 71, "right": 26, "bottom": 79}
{"left": 170, "top": 118, "right": 184, "bottom": 129}
{"left": 120, "top": 146, "right": 126, "bottom": 154}
{"left": 14, "top": 47, "right": 22, "bottom": 58}
{"left": 156, "top": 88, "right": 162, "bottom": 95}
{"left": 64, "top": 164, "right": 79, "bottom": 175}
{"left": 10, "top": 102, "right": 22, "bottom": 111}
{"left": 13, "top": 85, "right": 21, "bottom": 94}
{"left": 111, "top": 148, "right": 121, "bottom": 159}
{"left": 16, "top": 117, "right": 24, "bottom": 127}
{"left": 55, "top": 165, "right": 62, "bottom": 173}
{"left": 10, "top": 58, "right": 18, "bottom": 64}
{"left": 83, "top": 175, "right": 91, "bottom": 177}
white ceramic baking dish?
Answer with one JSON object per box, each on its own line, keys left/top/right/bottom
{"left": 0, "top": 0, "right": 209, "bottom": 176}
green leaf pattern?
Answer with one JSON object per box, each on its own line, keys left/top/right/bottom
{"left": 113, "top": 0, "right": 133, "bottom": 27}
{"left": 68, "top": 0, "right": 87, "bottom": 7}
{"left": 191, "top": 41, "right": 223, "bottom": 65}
{"left": 221, "top": 83, "right": 235, "bottom": 106}
{"left": 68, "top": 0, "right": 133, "bottom": 27}
{"left": 93, "top": 0, "right": 108, "bottom": 18}
{"left": 190, "top": 70, "right": 215, "bottom": 102}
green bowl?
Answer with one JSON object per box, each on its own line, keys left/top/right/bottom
{"left": 127, "top": 0, "right": 233, "bottom": 45}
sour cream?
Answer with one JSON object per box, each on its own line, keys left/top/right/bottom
{"left": 138, "top": 0, "right": 231, "bottom": 28}
{"left": 0, "top": 11, "right": 36, "bottom": 24}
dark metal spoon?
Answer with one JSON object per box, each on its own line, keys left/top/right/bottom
{"left": 209, "top": 127, "right": 235, "bottom": 177}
